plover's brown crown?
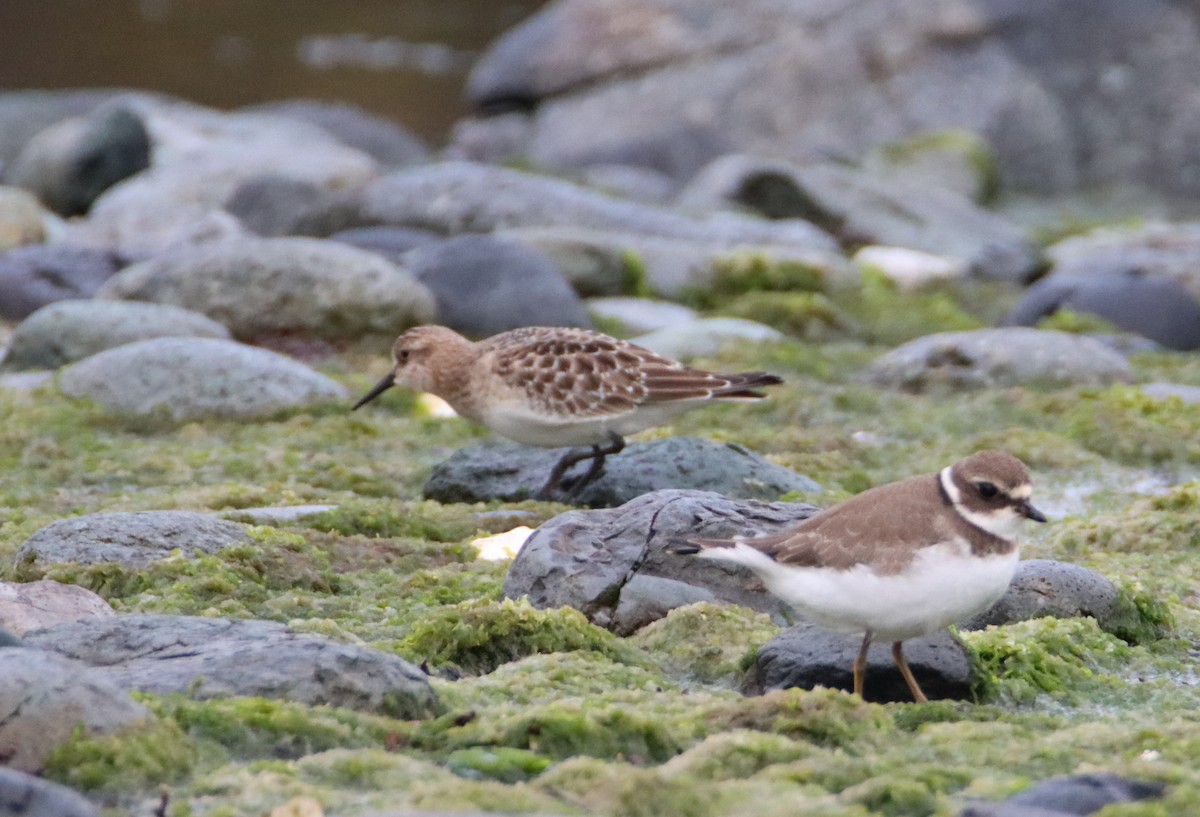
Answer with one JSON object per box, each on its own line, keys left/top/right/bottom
{"left": 685, "top": 450, "right": 1037, "bottom": 575}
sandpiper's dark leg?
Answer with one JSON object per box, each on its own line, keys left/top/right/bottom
{"left": 853, "top": 631, "right": 873, "bottom": 698}
{"left": 892, "top": 641, "right": 928, "bottom": 703}
{"left": 538, "top": 433, "right": 626, "bottom": 499}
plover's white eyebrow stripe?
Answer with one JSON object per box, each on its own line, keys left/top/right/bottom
{"left": 939, "top": 466, "right": 962, "bottom": 505}
{"left": 1010, "top": 484, "right": 1032, "bottom": 500}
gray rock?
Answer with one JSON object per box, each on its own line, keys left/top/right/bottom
{"left": 0, "top": 580, "right": 114, "bottom": 636}
{"left": 0, "top": 627, "right": 21, "bottom": 647}
{"left": 5, "top": 105, "right": 150, "bottom": 217}
{"left": 586, "top": 297, "right": 696, "bottom": 336}
{"left": 0, "top": 766, "right": 100, "bottom": 817}
{"left": 864, "top": 328, "right": 1135, "bottom": 392}
{"left": 575, "top": 163, "right": 676, "bottom": 203}
{"left": 742, "top": 624, "right": 973, "bottom": 703}
{"left": 0, "top": 371, "right": 53, "bottom": 394}
{"left": 0, "top": 186, "right": 47, "bottom": 251}
{"left": 1141, "top": 382, "right": 1200, "bottom": 405}
{"left": 961, "top": 773, "right": 1164, "bottom": 817}
{"left": 225, "top": 504, "right": 338, "bottom": 525}
{"left": 245, "top": 99, "right": 430, "bottom": 167}
{"left": 503, "top": 224, "right": 856, "bottom": 298}
{"left": 862, "top": 130, "right": 999, "bottom": 204}
{"left": 677, "top": 156, "right": 1041, "bottom": 282}
{"left": 503, "top": 489, "right": 819, "bottom": 629}
{"left": 328, "top": 226, "right": 443, "bottom": 262}
{"left": 631, "top": 317, "right": 786, "bottom": 361}
{"left": 962, "top": 560, "right": 1118, "bottom": 632}
{"left": 456, "top": 0, "right": 1200, "bottom": 197}
{"left": 0, "top": 89, "right": 142, "bottom": 173}
{"left": 361, "top": 161, "right": 837, "bottom": 252}
{"left": 58, "top": 337, "right": 347, "bottom": 421}
{"left": 425, "top": 437, "right": 821, "bottom": 507}
{"left": 407, "top": 235, "right": 592, "bottom": 337}
{"left": 1046, "top": 222, "right": 1200, "bottom": 301}
{"left": 224, "top": 174, "right": 370, "bottom": 237}
{"left": 610, "top": 574, "right": 718, "bottom": 636}
{"left": 0, "top": 244, "right": 120, "bottom": 321}
{"left": 16, "top": 510, "right": 250, "bottom": 569}
{"left": 23, "top": 614, "right": 439, "bottom": 718}
{"left": 95, "top": 237, "right": 436, "bottom": 340}
{"left": 0, "top": 648, "right": 148, "bottom": 773}
{"left": 3, "top": 299, "right": 230, "bottom": 370}
{"left": 1004, "top": 270, "right": 1200, "bottom": 351}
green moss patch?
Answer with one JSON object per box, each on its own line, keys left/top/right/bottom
{"left": 632, "top": 602, "right": 780, "bottom": 687}
{"left": 42, "top": 717, "right": 197, "bottom": 796}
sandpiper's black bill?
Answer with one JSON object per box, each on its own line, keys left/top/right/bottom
{"left": 351, "top": 373, "right": 396, "bottom": 410}
{"left": 1020, "top": 500, "right": 1048, "bottom": 523}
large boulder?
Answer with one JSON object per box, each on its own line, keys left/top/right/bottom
{"left": 16, "top": 510, "right": 250, "bottom": 570}
{"left": 425, "top": 438, "right": 821, "bottom": 507}
{"left": 0, "top": 767, "right": 100, "bottom": 817}
{"left": 503, "top": 489, "right": 820, "bottom": 629}
{"left": 962, "top": 560, "right": 1119, "bottom": 632}
{"left": 95, "top": 237, "right": 436, "bottom": 340}
{"left": 58, "top": 337, "right": 348, "bottom": 421}
{"left": 864, "top": 328, "right": 1135, "bottom": 391}
{"left": 3, "top": 299, "right": 230, "bottom": 370}
{"left": 23, "top": 614, "right": 439, "bottom": 718}
{"left": 454, "top": 0, "right": 1200, "bottom": 197}
{"left": 0, "top": 648, "right": 149, "bottom": 773}
{"left": 0, "top": 581, "right": 114, "bottom": 636}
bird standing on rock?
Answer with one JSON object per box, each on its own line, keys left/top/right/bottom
{"left": 352, "top": 325, "right": 784, "bottom": 499}
{"left": 670, "top": 450, "right": 1047, "bottom": 702}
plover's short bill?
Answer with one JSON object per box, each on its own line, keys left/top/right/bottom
{"left": 352, "top": 325, "right": 784, "bottom": 498}
{"left": 670, "top": 450, "right": 1046, "bottom": 702}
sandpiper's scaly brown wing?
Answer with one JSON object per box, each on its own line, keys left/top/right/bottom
{"left": 482, "top": 326, "right": 781, "bottom": 419}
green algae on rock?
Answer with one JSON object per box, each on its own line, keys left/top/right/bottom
{"left": 631, "top": 602, "right": 780, "bottom": 688}
{"left": 42, "top": 717, "right": 197, "bottom": 796}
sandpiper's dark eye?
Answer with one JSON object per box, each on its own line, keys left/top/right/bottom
{"left": 397, "top": 349, "right": 411, "bottom": 364}
{"left": 976, "top": 481, "right": 998, "bottom": 499}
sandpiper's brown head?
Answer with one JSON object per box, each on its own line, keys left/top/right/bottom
{"left": 352, "top": 325, "right": 472, "bottom": 410}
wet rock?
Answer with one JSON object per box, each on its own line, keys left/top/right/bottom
{"left": 0, "top": 244, "right": 121, "bottom": 321}
{"left": 504, "top": 224, "right": 855, "bottom": 298}
{"left": 0, "top": 766, "right": 100, "bottom": 817}
{"left": 610, "top": 575, "right": 718, "bottom": 636}
{"left": 741, "top": 624, "right": 973, "bottom": 703}
{"left": 5, "top": 105, "right": 151, "bottom": 217}
{"left": 245, "top": 99, "right": 430, "bottom": 167}
{"left": 426, "top": 437, "right": 820, "bottom": 507}
{"left": 1046, "top": 222, "right": 1200, "bottom": 300}
{"left": 678, "top": 156, "right": 1041, "bottom": 282}
{"left": 224, "top": 174, "right": 369, "bottom": 237}
{"left": 631, "top": 317, "right": 785, "bottom": 360}
{"left": 1004, "top": 270, "right": 1200, "bottom": 351}
{"left": 0, "top": 88, "right": 132, "bottom": 172}
{"left": 361, "top": 161, "right": 837, "bottom": 252}
{"left": 1141, "top": 382, "right": 1200, "bottom": 404}
{"left": 0, "top": 627, "right": 21, "bottom": 647}
{"left": 3, "top": 299, "right": 230, "bottom": 370}
{"left": 586, "top": 297, "right": 696, "bottom": 335}
{"left": 23, "top": 614, "right": 439, "bottom": 718}
{"left": 407, "top": 235, "right": 591, "bottom": 336}
{"left": 0, "top": 580, "right": 114, "bottom": 636}
{"left": 864, "top": 328, "right": 1134, "bottom": 391}
{"left": 16, "top": 510, "right": 250, "bottom": 569}
{"left": 457, "top": 0, "right": 1200, "bottom": 197}
{"left": 0, "top": 648, "right": 149, "bottom": 773}
{"left": 0, "top": 186, "right": 47, "bottom": 251}
{"left": 962, "top": 560, "right": 1118, "bottom": 632}
{"left": 58, "top": 337, "right": 347, "bottom": 421}
{"left": 502, "top": 489, "right": 818, "bottom": 629}
{"left": 95, "top": 237, "right": 435, "bottom": 339}
{"left": 328, "top": 225, "right": 443, "bottom": 262}
{"left": 960, "top": 773, "right": 1164, "bottom": 817}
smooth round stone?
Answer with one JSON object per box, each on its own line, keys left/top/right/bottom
{"left": 631, "top": 317, "right": 785, "bottom": 360}
{"left": 586, "top": 296, "right": 697, "bottom": 335}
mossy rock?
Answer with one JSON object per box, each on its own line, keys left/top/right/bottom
{"left": 42, "top": 717, "right": 197, "bottom": 796}
{"left": 446, "top": 746, "right": 552, "bottom": 783}
{"left": 632, "top": 602, "right": 780, "bottom": 687}
{"left": 721, "top": 291, "right": 859, "bottom": 342}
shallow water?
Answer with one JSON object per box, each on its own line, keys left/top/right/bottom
{"left": 0, "top": 0, "right": 546, "bottom": 142}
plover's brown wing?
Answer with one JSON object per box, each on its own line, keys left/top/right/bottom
{"left": 681, "top": 475, "right": 955, "bottom": 574}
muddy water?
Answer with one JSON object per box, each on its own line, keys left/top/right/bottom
{"left": 0, "top": 0, "right": 545, "bottom": 143}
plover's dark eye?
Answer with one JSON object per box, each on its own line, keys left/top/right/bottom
{"left": 976, "top": 481, "right": 998, "bottom": 499}
{"left": 397, "top": 349, "right": 411, "bottom": 364}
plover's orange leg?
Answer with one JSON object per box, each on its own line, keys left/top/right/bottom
{"left": 853, "top": 631, "right": 873, "bottom": 698}
{"left": 892, "top": 641, "right": 928, "bottom": 703}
